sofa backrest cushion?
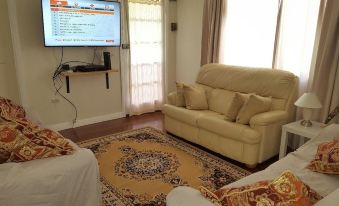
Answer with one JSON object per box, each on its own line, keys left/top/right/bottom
{"left": 208, "top": 89, "right": 234, "bottom": 115}
{"left": 205, "top": 87, "right": 286, "bottom": 114}
{"left": 196, "top": 64, "right": 298, "bottom": 100}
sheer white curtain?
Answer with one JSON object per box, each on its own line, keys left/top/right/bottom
{"left": 220, "top": 0, "right": 279, "bottom": 68}
{"left": 128, "top": 0, "right": 163, "bottom": 115}
{"left": 274, "top": 0, "right": 320, "bottom": 94}
{"left": 220, "top": 0, "right": 321, "bottom": 95}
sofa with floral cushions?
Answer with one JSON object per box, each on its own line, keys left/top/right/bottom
{"left": 166, "top": 124, "right": 339, "bottom": 206}
{"left": 0, "top": 97, "right": 101, "bottom": 206}
{"left": 0, "top": 97, "right": 75, "bottom": 163}
{"left": 163, "top": 64, "right": 298, "bottom": 167}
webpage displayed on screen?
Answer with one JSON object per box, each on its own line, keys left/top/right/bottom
{"left": 42, "top": 0, "right": 121, "bottom": 46}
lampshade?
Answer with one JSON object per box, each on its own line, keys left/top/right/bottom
{"left": 295, "top": 93, "right": 322, "bottom": 109}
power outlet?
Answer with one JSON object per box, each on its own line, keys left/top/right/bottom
{"left": 51, "top": 98, "right": 60, "bottom": 103}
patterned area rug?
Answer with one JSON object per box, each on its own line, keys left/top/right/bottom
{"left": 78, "top": 127, "right": 251, "bottom": 206}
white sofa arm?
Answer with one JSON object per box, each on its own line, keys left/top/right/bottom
{"left": 167, "top": 91, "right": 177, "bottom": 106}
{"left": 250, "top": 111, "right": 288, "bottom": 127}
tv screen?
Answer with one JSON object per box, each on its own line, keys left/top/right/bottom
{"left": 42, "top": 0, "right": 121, "bottom": 47}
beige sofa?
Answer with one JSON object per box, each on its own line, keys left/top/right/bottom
{"left": 163, "top": 64, "right": 298, "bottom": 167}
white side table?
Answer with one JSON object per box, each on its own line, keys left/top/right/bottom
{"left": 279, "top": 120, "right": 325, "bottom": 159}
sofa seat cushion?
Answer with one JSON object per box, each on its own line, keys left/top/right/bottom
{"left": 163, "top": 104, "right": 218, "bottom": 126}
{"left": 197, "top": 114, "right": 261, "bottom": 144}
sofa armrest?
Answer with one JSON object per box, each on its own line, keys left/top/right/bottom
{"left": 250, "top": 110, "right": 289, "bottom": 163}
{"left": 250, "top": 110, "right": 288, "bottom": 127}
{"left": 167, "top": 91, "right": 177, "bottom": 106}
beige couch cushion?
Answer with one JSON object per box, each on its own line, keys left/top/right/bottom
{"left": 183, "top": 84, "right": 208, "bottom": 110}
{"left": 163, "top": 104, "right": 217, "bottom": 126}
{"left": 175, "top": 82, "right": 186, "bottom": 107}
{"left": 197, "top": 114, "right": 261, "bottom": 144}
{"left": 224, "top": 93, "right": 249, "bottom": 122}
{"left": 208, "top": 89, "right": 234, "bottom": 114}
{"left": 236, "top": 95, "right": 272, "bottom": 124}
{"left": 196, "top": 64, "right": 297, "bottom": 99}
{"left": 271, "top": 98, "right": 286, "bottom": 110}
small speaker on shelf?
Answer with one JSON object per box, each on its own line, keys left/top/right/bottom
{"left": 103, "top": 52, "right": 111, "bottom": 70}
{"left": 62, "top": 64, "right": 70, "bottom": 71}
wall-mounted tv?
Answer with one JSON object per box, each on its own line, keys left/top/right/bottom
{"left": 42, "top": 0, "right": 121, "bottom": 47}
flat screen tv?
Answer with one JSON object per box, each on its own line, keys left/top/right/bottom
{"left": 42, "top": 0, "right": 121, "bottom": 47}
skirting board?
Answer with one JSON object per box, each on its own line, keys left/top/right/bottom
{"left": 48, "top": 112, "right": 125, "bottom": 131}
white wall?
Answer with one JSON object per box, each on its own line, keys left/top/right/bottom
{"left": 164, "top": 0, "right": 177, "bottom": 94}
{"left": 8, "top": 0, "right": 123, "bottom": 129}
{"left": 176, "top": 0, "right": 204, "bottom": 84}
{"left": 4, "top": 0, "right": 177, "bottom": 130}
{"left": 0, "top": 0, "right": 20, "bottom": 103}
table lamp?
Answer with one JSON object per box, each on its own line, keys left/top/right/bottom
{"left": 294, "top": 93, "right": 322, "bottom": 127}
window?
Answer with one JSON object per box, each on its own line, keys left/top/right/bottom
{"left": 221, "top": 0, "right": 279, "bottom": 68}
{"left": 220, "top": 0, "right": 321, "bottom": 86}
{"left": 274, "top": 0, "right": 320, "bottom": 91}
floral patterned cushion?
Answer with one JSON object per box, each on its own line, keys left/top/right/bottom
{"left": 200, "top": 171, "right": 322, "bottom": 206}
{"left": 0, "top": 120, "right": 74, "bottom": 163}
{"left": 307, "top": 140, "right": 339, "bottom": 174}
{"left": 0, "top": 122, "right": 29, "bottom": 163}
{"left": 0, "top": 97, "right": 26, "bottom": 121}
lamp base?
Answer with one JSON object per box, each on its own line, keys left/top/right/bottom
{"left": 300, "top": 120, "right": 312, "bottom": 127}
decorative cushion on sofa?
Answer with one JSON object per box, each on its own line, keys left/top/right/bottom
{"left": 175, "top": 82, "right": 186, "bottom": 107}
{"left": 307, "top": 140, "right": 339, "bottom": 174}
{"left": 0, "top": 122, "right": 28, "bottom": 163}
{"left": 224, "top": 93, "right": 248, "bottom": 122}
{"left": 200, "top": 170, "right": 322, "bottom": 206}
{"left": 183, "top": 84, "right": 209, "bottom": 110}
{"left": 335, "top": 132, "right": 339, "bottom": 140}
{"left": 0, "top": 120, "right": 74, "bottom": 163}
{"left": 0, "top": 117, "right": 6, "bottom": 124}
{"left": 0, "top": 97, "right": 26, "bottom": 121}
{"left": 236, "top": 94, "right": 272, "bottom": 124}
